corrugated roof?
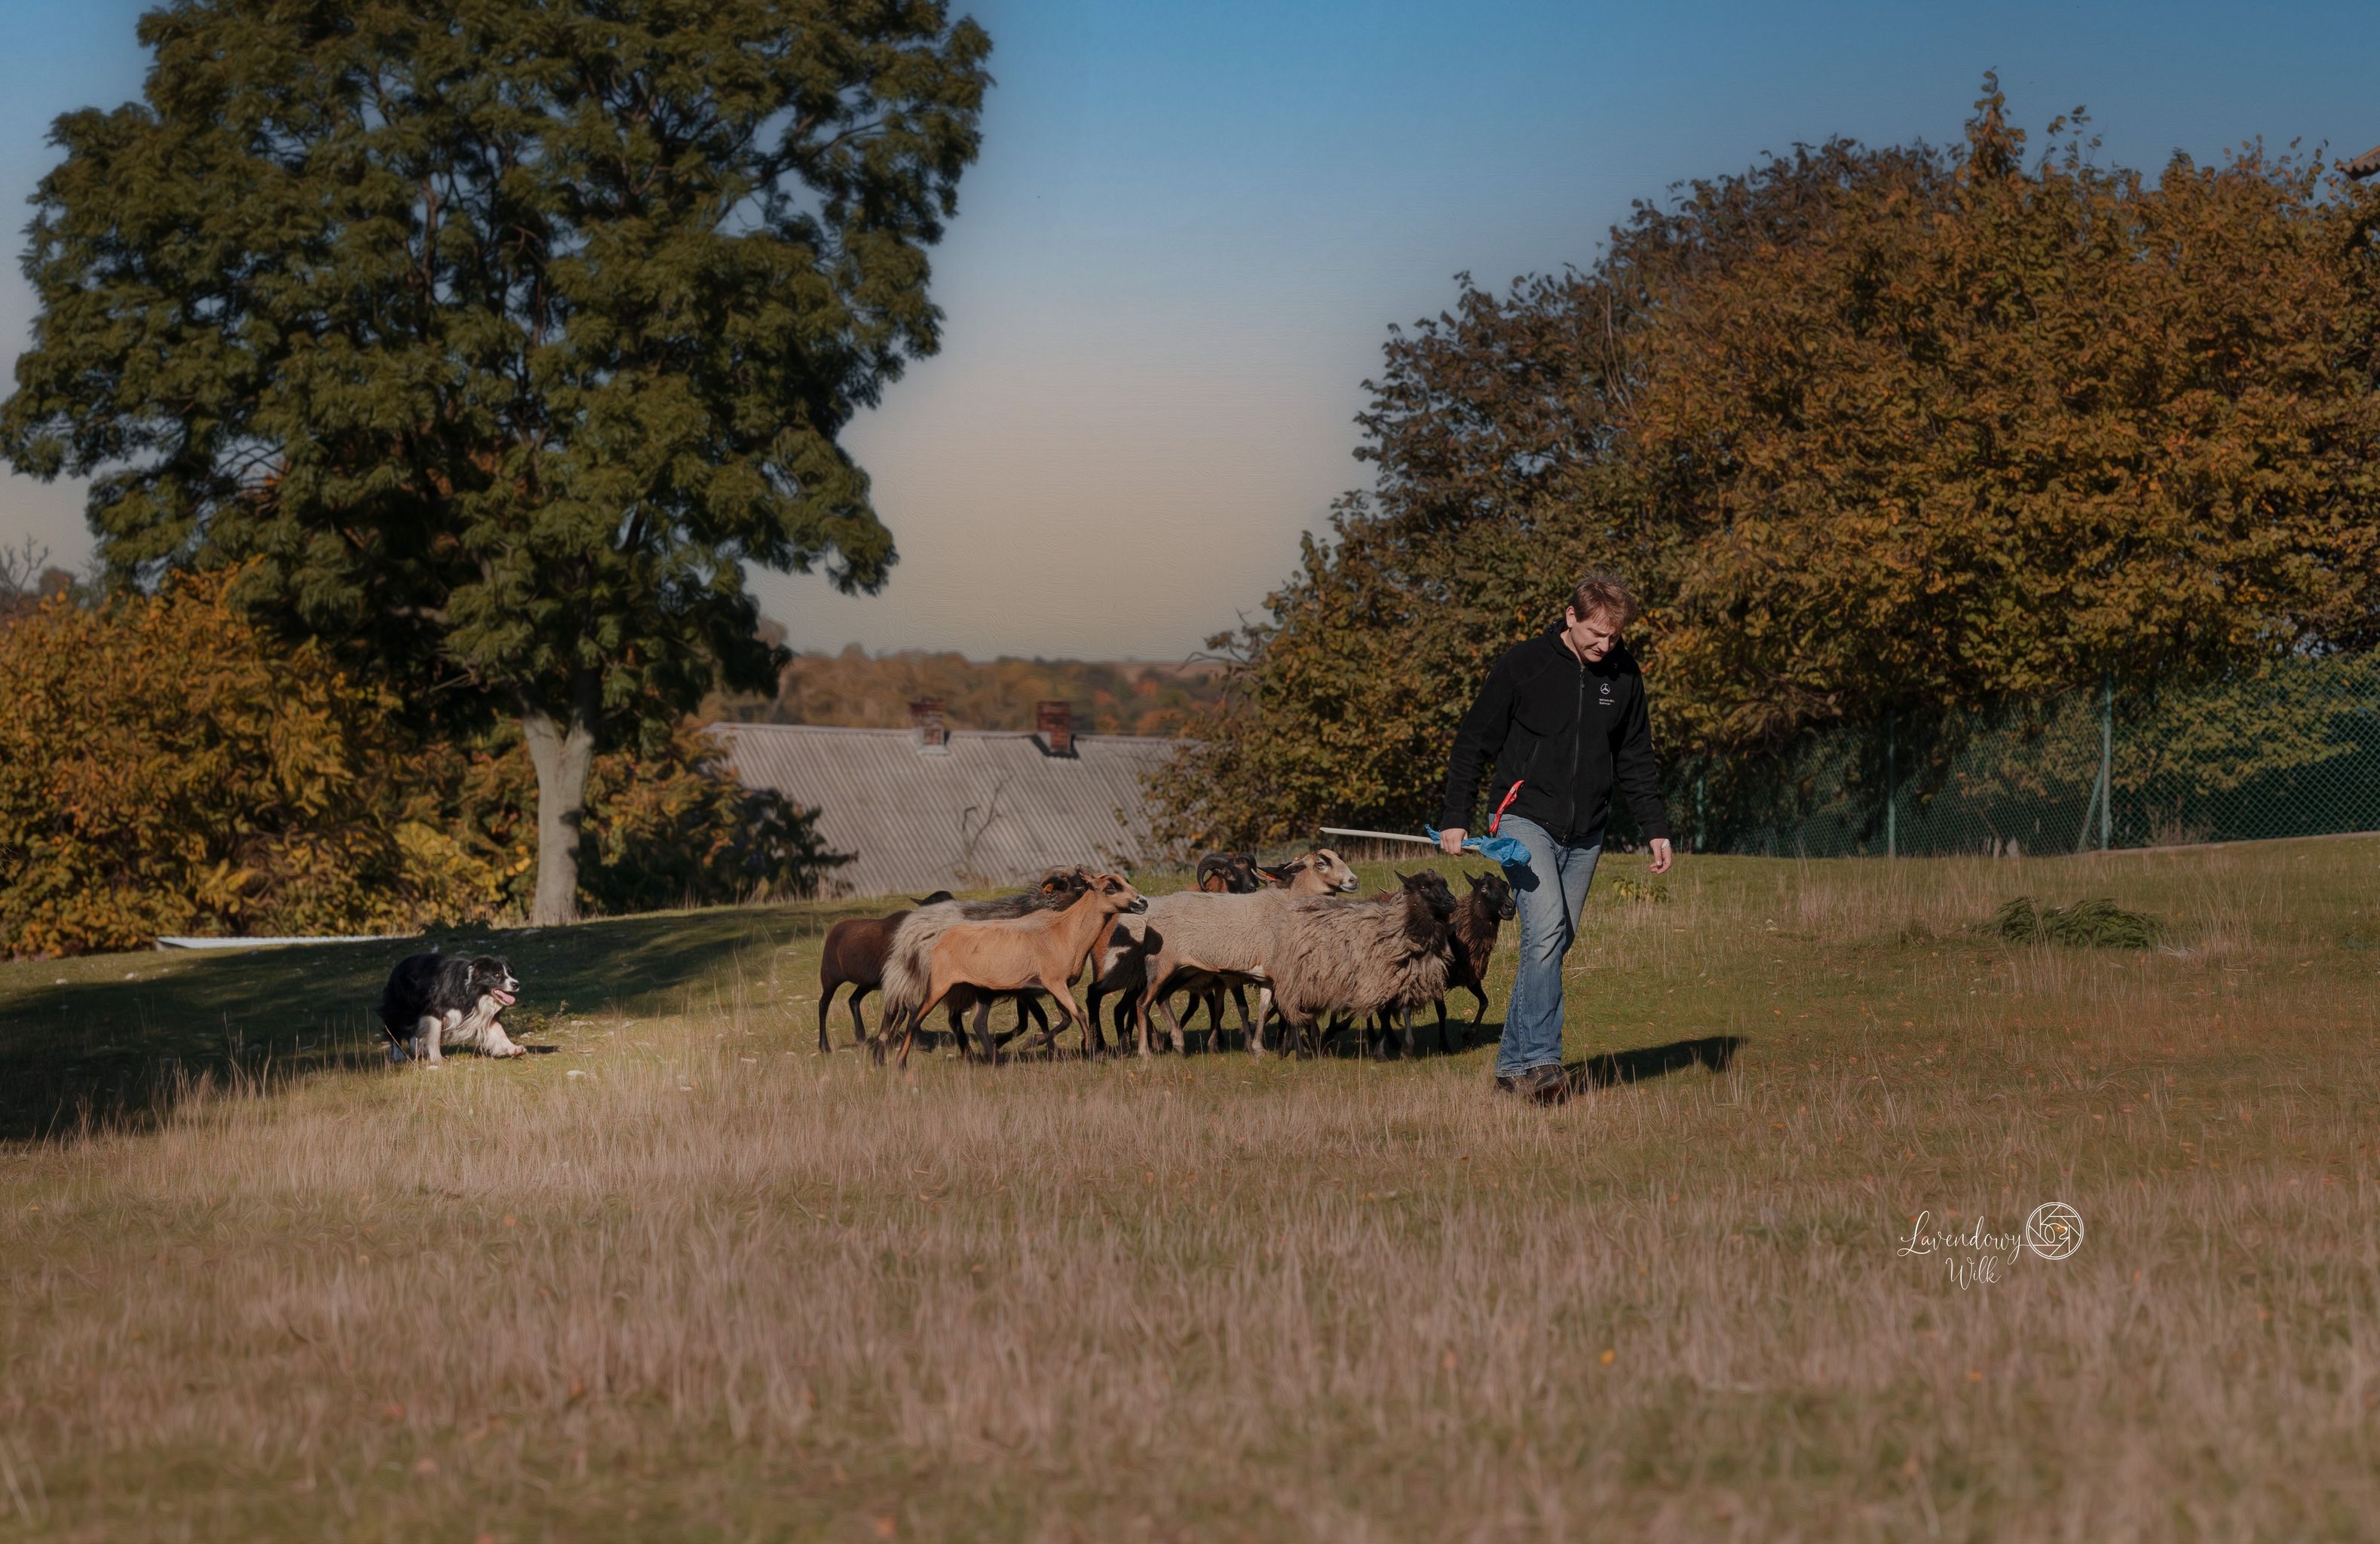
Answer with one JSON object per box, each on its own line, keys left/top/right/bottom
{"left": 705, "top": 722, "right": 1182, "bottom": 900}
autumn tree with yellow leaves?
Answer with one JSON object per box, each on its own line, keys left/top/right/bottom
{"left": 1153, "top": 80, "right": 2380, "bottom": 849}
{"left": 0, "top": 572, "right": 845, "bottom": 957}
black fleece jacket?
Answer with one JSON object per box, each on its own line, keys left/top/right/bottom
{"left": 1438, "top": 626, "right": 1671, "bottom": 844}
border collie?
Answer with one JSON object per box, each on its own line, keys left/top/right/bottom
{"left": 378, "top": 952, "right": 525, "bottom": 1064}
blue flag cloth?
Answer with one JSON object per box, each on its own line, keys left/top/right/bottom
{"left": 1423, "top": 826, "right": 1533, "bottom": 868}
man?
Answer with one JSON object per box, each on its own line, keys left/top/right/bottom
{"left": 1438, "top": 572, "right": 1674, "bottom": 1102}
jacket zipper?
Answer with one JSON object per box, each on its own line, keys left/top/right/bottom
{"left": 1564, "top": 659, "right": 1585, "bottom": 841}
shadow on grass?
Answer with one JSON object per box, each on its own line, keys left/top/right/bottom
{"left": 0, "top": 900, "right": 878, "bottom": 1146}
{"left": 1566, "top": 1035, "right": 1744, "bottom": 1092}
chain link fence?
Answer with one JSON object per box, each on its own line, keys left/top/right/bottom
{"left": 1663, "top": 653, "right": 2380, "bottom": 859}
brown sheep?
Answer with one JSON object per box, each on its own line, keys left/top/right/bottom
{"left": 815, "top": 892, "right": 954, "bottom": 1052}
{"left": 890, "top": 874, "right": 1148, "bottom": 1068}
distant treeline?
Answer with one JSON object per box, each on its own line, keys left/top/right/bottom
{"left": 709, "top": 645, "right": 1226, "bottom": 737}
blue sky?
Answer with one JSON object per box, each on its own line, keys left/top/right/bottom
{"left": 1, "top": 1, "right": 2370, "bottom": 658}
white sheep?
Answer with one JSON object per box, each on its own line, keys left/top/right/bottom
{"left": 1264, "top": 872, "right": 1461, "bottom": 1058}
{"left": 1120, "top": 847, "right": 1360, "bottom": 1057}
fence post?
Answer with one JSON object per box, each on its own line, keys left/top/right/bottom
{"left": 2099, "top": 672, "right": 2114, "bottom": 851}
{"left": 1885, "top": 717, "right": 1897, "bottom": 859}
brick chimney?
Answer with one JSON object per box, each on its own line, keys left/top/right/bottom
{"left": 1034, "top": 699, "right": 1077, "bottom": 758}
{"left": 909, "top": 697, "right": 950, "bottom": 755}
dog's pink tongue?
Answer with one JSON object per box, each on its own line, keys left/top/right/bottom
{"left": 494, "top": 990, "right": 516, "bottom": 1006}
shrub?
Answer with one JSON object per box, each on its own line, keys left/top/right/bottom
{"left": 0, "top": 574, "right": 847, "bottom": 957}
{"left": 0, "top": 573, "right": 420, "bottom": 955}
{"left": 1987, "top": 896, "right": 2164, "bottom": 949}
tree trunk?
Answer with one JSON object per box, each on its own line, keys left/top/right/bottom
{"left": 521, "top": 672, "right": 600, "bottom": 927}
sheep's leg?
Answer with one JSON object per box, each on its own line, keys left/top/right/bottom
{"left": 873, "top": 1003, "right": 907, "bottom": 1065}
{"left": 1398, "top": 1005, "right": 1417, "bottom": 1059}
{"left": 1133, "top": 962, "right": 1175, "bottom": 1058}
{"left": 850, "top": 986, "right": 873, "bottom": 1049}
{"left": 817, "top": 982, "right": 839, "bottom": 1054}
{"left": 1012, "top": 991, "right": 1064, "bottom": 1055}
{"left": 898, "top": 986, "right": 950, "bottom": 1071}
{"left": 1002, "top": 993, "right": 1037, "bottom": 1052}
{"left": 1248, "top": 986, "right": 1275, "bottom": 1058}
{"left": 1436, "top": 996, "right": 1458, "bottom": 1054}
{"left": 1003, "top": 993, "right": 1056, "bottom": 1054}
{"left": 972, "top": 997, "right": 998, "bottom": 1065}
{"left": 1143, "top": 985, "right": 1186, "bottom": 1055}
{"left": 1037, "top": 980, "right": 1085, "bottom": 1051}
{"left": 1037, "top": 976, "right": 1079, "bottom": 1050}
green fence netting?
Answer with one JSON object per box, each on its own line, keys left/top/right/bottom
{"left": 1662, "top": 653, "right": 2380, "bottom": 859}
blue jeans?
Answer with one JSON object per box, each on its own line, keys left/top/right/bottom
{"left": 1493, "top": 814, "right": 1602, "bottom": 1077}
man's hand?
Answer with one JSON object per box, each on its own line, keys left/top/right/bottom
{"left": 1647, "top": 838, "right": 1674, "bottom": 875}
{"left": 1438, "top": 827, "right": 1468, "bottom": 856}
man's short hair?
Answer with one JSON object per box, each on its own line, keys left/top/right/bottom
{"left": 1568, "top": 571, "right": 1639, "bottom": 626}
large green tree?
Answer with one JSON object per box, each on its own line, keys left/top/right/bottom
{"left": 3, "top": 0, "right": 991, "bottom": 921}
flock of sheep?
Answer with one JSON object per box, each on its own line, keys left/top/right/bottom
{"left": 816, "top": 848, "right": 1518, "bottom": 1067}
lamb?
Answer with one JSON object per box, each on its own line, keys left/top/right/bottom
{"left": 1431, "top": 869, "right": 1516, "bottom": 1052}
{"left": 1122, "top": 847, "right": 1361, "bottom": 1058}
{"left": 887, "top": 873, "right": 1148, "bottom": 1069}
{"left": 871, "top": 868, "right": 1094, "bottom": 1061}
{"left": 1267, "top": 872, "right": 1460, "bottom": 1058}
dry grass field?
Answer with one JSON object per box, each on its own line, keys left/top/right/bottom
{"left": 2, "top": 838, "right": 2377, "bottom": 1542}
